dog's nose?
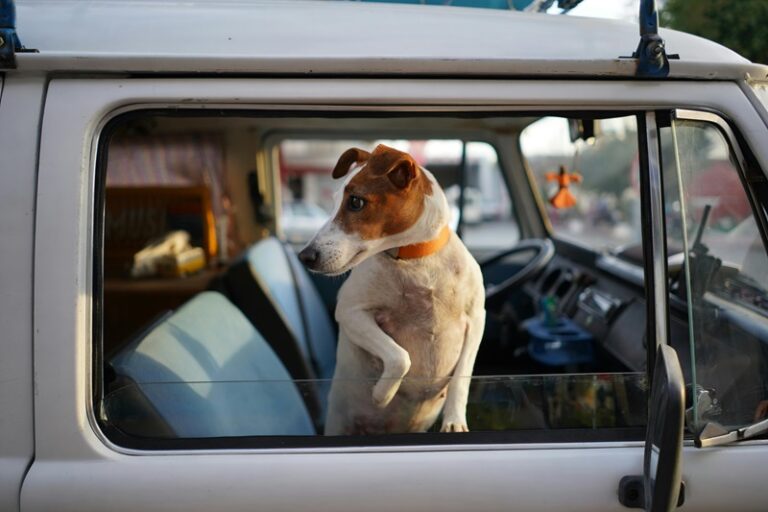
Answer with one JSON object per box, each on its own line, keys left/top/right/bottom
{"left": 298, "top": 247, "right": 319, "bottom": 267}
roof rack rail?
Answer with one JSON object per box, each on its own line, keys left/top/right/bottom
{"left": 350, "top": 0, "right": 583, "bottom": 13}
{"left": 523, "top": 0, "right": 582, "bottom": 14}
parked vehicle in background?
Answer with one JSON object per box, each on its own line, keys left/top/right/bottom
{"left": 280, "top": 200, "right": 330, "bottom": 245}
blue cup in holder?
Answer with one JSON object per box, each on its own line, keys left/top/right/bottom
{"left": 526, "top": 297, "right": 594, "bottom": 366}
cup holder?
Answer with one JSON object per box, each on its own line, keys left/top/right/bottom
{"left": 526, "top": 316, "right": 594, "bottom": 366}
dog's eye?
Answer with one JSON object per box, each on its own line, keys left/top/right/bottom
{"left": 347, "top": 195, "right": 366, "bottom": 212}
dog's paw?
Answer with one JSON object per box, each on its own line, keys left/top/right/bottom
{"left": 372, "top": 378, "right": 401, "bottom": 408}
{"left": 440, "top": 409, "right": 469, "bottom": 432}
{"left": 371, "top": 350, "right": 411, "bottom": 408}
{"left": 440, "top": 420, "right": 469, "bottom": 433}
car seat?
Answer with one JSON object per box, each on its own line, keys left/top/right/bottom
{"left": 212, "top": 238, "right": 337, "bottom": 416}
{"left": 107, "top": 291, "right": 315, "bottom": 438}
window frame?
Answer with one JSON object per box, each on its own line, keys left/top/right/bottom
{"left": 637, "top": 111, "right": 672, "bottom": 378}
{"left": 92, "top": 107, "right": 662, "bottom": 451}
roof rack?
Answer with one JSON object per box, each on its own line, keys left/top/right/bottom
{"left": 350, "top": 0, "right": 584, "bottom": 13}
{"left": 522, "top": 0, "right": 583, "bottom": 13}
{"left": 629, "top": 0, "right": 678, "bottom": 77}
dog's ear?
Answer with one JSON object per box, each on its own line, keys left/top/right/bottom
{"left": 385, "top": 159, "right": 417, "bottom": 190}
{"left": 368, "top": 144, "right": 418, "bottom": 190}
{"left": 332, "top": 148, "right": 371, "bottom": 179}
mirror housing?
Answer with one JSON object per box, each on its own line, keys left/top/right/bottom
{"left": 645, "top": 344, "right": 685, "bottom": 511}
{"left": 568, "top": 119, "right": 600, "bottom": 143}
{"left": 619, "top": 344, "right": 685, "bottom": 511}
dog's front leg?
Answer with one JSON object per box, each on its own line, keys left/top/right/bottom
{"left": 337, "top": 307, "right": 411, "bottom": 408}
{"left": 441, "top": 307, "right": 486, "bottom": 432}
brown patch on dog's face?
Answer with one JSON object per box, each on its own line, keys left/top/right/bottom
{"left": 332, "top": 144, "right": 433, "bottom": 240}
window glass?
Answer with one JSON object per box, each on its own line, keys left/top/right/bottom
{"left": 98, "top": 112, "right": 647, "bottom": 447}
{"left": 278, "top": 139, "right": 518, "bottom": 257}
{"left": 663, "top": 118, "right": 768, "bottom": 434}
{"left": 103, "top": 374, "right": 646, "bottom": 438}
{"left": 522, "top": 116, "right": 641, "bottom": 253}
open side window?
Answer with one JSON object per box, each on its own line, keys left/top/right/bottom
{"left": 93, "top": 109, "right": 682, "bottom": 453}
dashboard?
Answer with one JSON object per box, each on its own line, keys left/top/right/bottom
{"left": 524, "top": 251, "right": 648, "bottom": 373}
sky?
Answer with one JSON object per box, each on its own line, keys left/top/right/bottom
{"left": 554, "top": 0, "right": 638, "bottom": 21}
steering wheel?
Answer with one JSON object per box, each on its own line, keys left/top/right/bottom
{"left": 481, "top": 239, "right": 555, "bottom": 308}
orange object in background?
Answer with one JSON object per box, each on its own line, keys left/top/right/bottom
{"left": 545, "top": 165, "right": 582, "bottom": 209}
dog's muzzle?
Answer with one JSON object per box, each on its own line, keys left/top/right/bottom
{"left": 298, "top": 246, "right": 320, "bottom": 270}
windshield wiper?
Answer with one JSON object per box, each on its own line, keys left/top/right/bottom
{"left": 695, "top": 418, "right": 768, "bottom": 448}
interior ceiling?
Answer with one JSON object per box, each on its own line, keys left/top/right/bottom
{"left": 123, "top": 114, "right": 541, "bottom": 138}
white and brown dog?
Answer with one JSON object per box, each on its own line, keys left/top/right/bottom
{"left": 299, "top": 144, "right": 485, "bottom": 434}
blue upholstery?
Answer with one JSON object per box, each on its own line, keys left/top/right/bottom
{"left": 110, "top": 291, "right": 315, "bottom": 437}
{"left": 244, "top": 239, "right": 311, "bottom": 360}
{"left": 244, "top": 238, "right": 337, "bottom": 381}
{"left": 286, "top": 247, "right": 337, "bottom": 381}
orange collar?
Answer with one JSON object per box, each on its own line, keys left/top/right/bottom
{"left": 396, "top": 225, "right": 452, "bottom": 259}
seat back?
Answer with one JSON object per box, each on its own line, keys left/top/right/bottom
{"left": 244, "top": 238, "right": 312, "bottom": 359}
{"left": 284, "top": 244, "right": 337, "bottom": 381}
{"left": 244, "top": 238, "right": 337, "bottom": 381}
{"left": 109, "top": 291, "right": 315, "bottom": 437}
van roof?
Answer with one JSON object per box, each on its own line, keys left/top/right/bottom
{"left": 13, "top": 0, "right": 768, "bottom": 80}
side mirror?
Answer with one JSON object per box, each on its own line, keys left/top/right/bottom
{"left": 619, "top": 344, "right": 685, "bottom": 511}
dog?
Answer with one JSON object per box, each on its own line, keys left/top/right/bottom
{"left": 298, "top": 144, "right": 486, "bottom": 435}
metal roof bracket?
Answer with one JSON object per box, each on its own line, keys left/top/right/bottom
{"left": 626, "top": 0, "right": 678, "bottom": 78}
{"left": 1, "top": 0, "right": 24, "bottom": 69}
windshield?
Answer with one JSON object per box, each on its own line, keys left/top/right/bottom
{"left": 521, "top": 116, "right": 640, "bottom": 253}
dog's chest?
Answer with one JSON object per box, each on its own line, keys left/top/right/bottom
{"left": 370, "top": 253, "right": 468, "bottom": 377}
{"left": 374, "top": 271, "right": 461, "bottom": 319}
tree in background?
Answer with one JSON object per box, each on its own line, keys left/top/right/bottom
{"left": 661, "top": 0, "right": 768, "bottom": 64}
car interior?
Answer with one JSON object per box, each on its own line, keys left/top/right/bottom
{"left": 96, "top": 110, "right": 768, "bottom": 446}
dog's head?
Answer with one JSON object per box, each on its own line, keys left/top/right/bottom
{"left": 298, "top": 144, "right": 449, "bottom": 275}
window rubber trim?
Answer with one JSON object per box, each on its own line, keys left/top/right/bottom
{"left": 637, "top": 111, "right": 671, "bottom": 381}
{"left": 101, "top": 424, "right": 645, "bottom": 451}
{"left": 93, "top": 107, "right": 652, "bottom": 451}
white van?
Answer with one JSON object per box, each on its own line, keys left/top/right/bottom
{"left": 3, "top": 1, "right": 768, "bottom": 511}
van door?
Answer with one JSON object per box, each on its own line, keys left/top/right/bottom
{"left": 21, "top": 77, "right": 767, "bottom": 512}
